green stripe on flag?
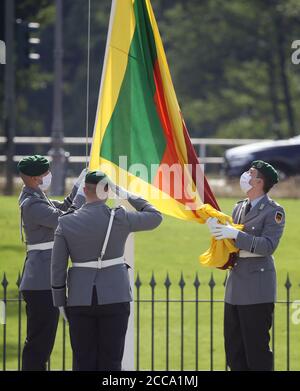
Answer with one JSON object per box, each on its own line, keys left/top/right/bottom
{"left": 100, "top": 0, "right": 166, "bottom": 176}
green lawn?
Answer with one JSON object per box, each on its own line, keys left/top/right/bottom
{"left": 0, "top": 196, "right": 299, "bottom": 370}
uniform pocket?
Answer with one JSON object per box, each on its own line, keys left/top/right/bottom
{"left": 248, "top": 262, "right": 275, "bottom": 274}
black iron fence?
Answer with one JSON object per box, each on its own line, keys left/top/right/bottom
{"left": 0, "top": 271, "right": 299, "bottom": 371}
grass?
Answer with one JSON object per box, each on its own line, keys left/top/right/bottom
{"left": 0, "top": 195, "right": 299, "bottom": 370}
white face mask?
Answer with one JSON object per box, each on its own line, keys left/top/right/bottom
{"left": 239, "top": 172, "right": 253, "bottom": 194}
{"left": 39, "top": 172, "right": 52, "bottom": 191}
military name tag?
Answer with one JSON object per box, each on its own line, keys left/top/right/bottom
{"left": 275, "top": 211, "right": 283, "bottom": 223}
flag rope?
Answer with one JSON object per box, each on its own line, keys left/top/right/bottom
{"left": 85, "top": 0, "right": 91, "bottom": 168}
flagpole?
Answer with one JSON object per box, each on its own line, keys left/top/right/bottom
{"left": 122, "top": 231, "right": 135, "bottom": 371}
{"left": 113, "top": 197, "right": 135, "bottom": 371}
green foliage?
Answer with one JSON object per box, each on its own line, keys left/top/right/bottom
{"left": 1, "top": 0, "right": 300, "bottom": 140}
{"left": 158, "top": 0, "right": 300, "bottom": 138}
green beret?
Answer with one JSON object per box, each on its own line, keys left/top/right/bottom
{"left": 85, "top": 170, "right": 107, "bottom": 185}
{"left": 17, "top": 155, "right": 50, "bottom": 176}
{"left": 251, "top": 160, "right": 279, "bottom": 184}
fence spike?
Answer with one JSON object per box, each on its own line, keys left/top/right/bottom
{"left": 16, "top": 271, "right": 21, "bottom": 288}
{"left": 208, "top": 272, "right": 216, "bottom": 289}
{"left": 179, "top": 272, "right": 185, "bottom": 289}
{"left": 135, "top": 272, "right": 142, "bottom": 289}
{"left": 149, "top": 272, "right": 156, "bottom": 288}
{"left": 1, "top": 273, "right": 8, "bottom": 289}
{"left": 164, "top": 273, "right": 171, "bottom": 289}
{"left": 285, "top": 273, "right": 292, "bottom": 290}
{"left": 193, "top": 272, "right": 200, "bottom": 288}
{"left": 223, "top": 273, "right": 227, "bottom": 287}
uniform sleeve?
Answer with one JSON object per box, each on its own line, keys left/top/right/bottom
{"left": 125, "top": 195, "right": 163, "bottom": 232}
{"left": 28, "top": 199, "right": 64, "bottom": 229}
{"left": 71, "top": 193, "right": 85, "bottom": 210}
{"left": 235, "top": 206, "right": 285, "bottom": 256}
{"left": 49, "top": 184, "right": 79, "bottom": 211}
{"left": 51, "top": 223, "right": 69, "bottom": 307}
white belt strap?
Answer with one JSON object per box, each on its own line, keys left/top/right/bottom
{"left": 100, "top": 208, "right": 116, "bottom": 260}
{"left": 72, "top": 256, "right": 124, "bottom": 269}
{"left": 19, "top": 198, "right": 29, "bottom": 244}
{"left": 27, "top": 241, "right": 54, "bottom": 251}
{"left": 72, "top": 208, "right": 117, "bottom": 270}
{"left": 239, "top": 250, "right": 263, "bottom": 258}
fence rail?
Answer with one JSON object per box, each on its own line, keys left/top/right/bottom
{"left": 0, "top": 271, "right": 297, "bottom": 371}
{"left": 0, "top": 137, "right": 272, "bottom": 165}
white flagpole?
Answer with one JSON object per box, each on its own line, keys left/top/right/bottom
{"left": 114, "top": 199, "right": 135, "bottom": 371}
{"left": 91, "top": 0, "right": 135, "bottom": 369}
{"left": 122, "top": 231, "right": 135, "bottom": 371}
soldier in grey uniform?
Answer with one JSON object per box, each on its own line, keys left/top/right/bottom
{"left": 51, "top": 171, "right": 163, "bottom": 371}
{"left": 17, "top": 155, "right": 86, "bottom": 371}
{"left": 207, "top": 160, "right": 285, "bottom": 371}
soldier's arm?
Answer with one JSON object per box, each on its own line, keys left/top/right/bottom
{"left": 51, "top": 192, "right": 86, "bottom": 212}
{"left": 235, "top": 207, "right": 285, "bottom": 256}
{"left": 51, "top": 223, "right": 69, "bottom": 307}
{"left": 26, "top": 199, "right": 65, "bottom": 229}
{"left": 49, "top": 184, "right": 79, "bottom": 211}
{"left": 50, "top": 168, "right": 87, "bottom": 211}
{"left": 125, "top": 195, "right": 163, "bottom": 232}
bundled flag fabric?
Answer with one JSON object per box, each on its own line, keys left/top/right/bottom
{"left": 89, "top": 0, "right": 237, "bottom": 268}
{"left": 196, "top": 204, "right": 244, "bottom": 268}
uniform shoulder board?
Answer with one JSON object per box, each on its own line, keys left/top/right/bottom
{"left": 19, "top": 194, "right": 39, "bottom": 208}
{"left": 268, "top": 199, "right": 281, "bottom": 208}
{"left": 236, "top": 199, "right": 247, "bottom": 204}
{"left": 19, "top": 198, "right": 30, "bottom": 208}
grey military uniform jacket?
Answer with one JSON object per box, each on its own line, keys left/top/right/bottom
{"left": 225, "top": 194, "right": 285, "bottom": 305}
{"left": 18, "top": 185, "right": 85, "bottom": 291}
{"left": 51, "top": 195, "right": 163, "bottom": 307}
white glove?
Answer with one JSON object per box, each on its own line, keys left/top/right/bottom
{"left": 59, "top": 306, "right": 68, "bottom": 322}
{"left": 206, "top": 217, "right": 218, "bottom": 233}
{"left": 211, "top": 223, "right": 240, "bottom": 240}
{"left": 108, "top": 179, "right": 129, "bottom": 199}
{"left": 74, "top": 168, "right": 88, "bottom": 188}
{"left": 76, "top": 176, "right": 86, "bottom": 197}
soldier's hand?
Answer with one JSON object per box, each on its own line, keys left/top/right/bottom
{"left": 107, "top": 178, "right": 129, "bottom": 199}
{"left": 211, "top": 223, "right": 239, "bottom": 240}
{"left": 206, "top": 217, "right": 218, "bottom": 233}
{"left": 59, "top": 306, "right": 68, "bottom": 323}
{"left": 74, "top": 168, "right": 88, "bottom": 188}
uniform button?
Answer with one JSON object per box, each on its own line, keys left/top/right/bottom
{"left": 252, "top": 227, "right": 255, "bottom": 230}
{"left": 261, "top": 268, "right": 264, "bottom": 272}
{"left": 234, "top": 263, "right": 237, "bottom": 266}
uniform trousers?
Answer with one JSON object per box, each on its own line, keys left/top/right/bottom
{"left": 22, "top": 290, "right": 59, "bottom": 371}
{"left": 67, "top": 287, "right": 130, "bottom": 371}
{"left": 224, "top": 302, "right": 274, "bottom": 371}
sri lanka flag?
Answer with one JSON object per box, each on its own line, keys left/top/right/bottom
{"left": 89, "top": 0, "right": 219, "bottom": 222}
